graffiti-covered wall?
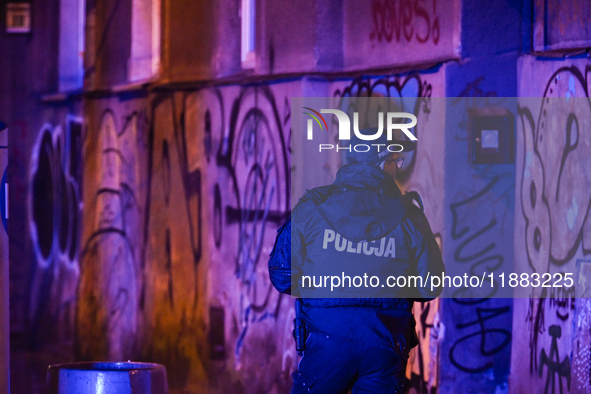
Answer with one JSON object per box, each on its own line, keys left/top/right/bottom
{"left": 437, "top": 69, "right": 517, "bottom": 394}
{"left": 512, "top": 57, "right": 591, "bottom": 394}
{"left": 68, "top": 71, "right": 448, "bottom": 392}
{"left": 74, "top": 84, "right": 293, "bottom": 392}
{"left": 27, "top": 115, "right": 84, "bottom": 346}
{"left": 343, "top": 0, "right": 461, "bottom": 70}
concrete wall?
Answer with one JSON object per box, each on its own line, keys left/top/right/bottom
{"left": 439, "top": 77, "right": 516, "bottom": 394}
{"left": 533, "top": 0, "right": 591, "bottom": 53}
{"left": 74, "top": 84, "right": 294, "bottom": 392}
{"left": 435, "top": 0, "right": 523, "bottom": 392}
{"left": 343, "top": 0, "right": 461, "bottom": 71}
{"left": 512, "top": 56, "right": 591, "bottom": 394}
{"left": 0, "top": 0, "right": 84, "bottom": 347}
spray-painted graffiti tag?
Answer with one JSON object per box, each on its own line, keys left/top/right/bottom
{"left": 369, "top": 0, "right": 440, "bottom": 45}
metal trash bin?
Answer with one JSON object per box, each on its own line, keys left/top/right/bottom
{"left": 47, "top": 362, "right": 168, "bottom": 394}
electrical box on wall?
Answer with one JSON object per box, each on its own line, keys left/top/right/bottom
{"left": 468, "top": 107, "right": 515, "bottom": 165}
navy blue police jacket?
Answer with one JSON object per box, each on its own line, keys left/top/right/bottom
{"left": 269, "top": 163, "right": 444, "bottom": 353}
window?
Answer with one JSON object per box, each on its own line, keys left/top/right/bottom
{"left": 241, "top": 0, "right": 255, "bottom": 68}
{"left": 129, "top": 0, "right": 161, "bottom": 82}
{"left": 6, "top": 3, "right": 31, "bottom": 33}
{"left": 59, "top": 0, "right": 85, "bottom": 91}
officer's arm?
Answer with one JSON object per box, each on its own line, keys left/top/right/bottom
{"left": 402, "top": 206, "right": 445, "bottom": 299}
{"left": 268, "top": 219, "right": 293, "bottom": 294}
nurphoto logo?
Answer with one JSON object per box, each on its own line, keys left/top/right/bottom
{"left": 302, "top": 107, "right": 417, "bottom": 153}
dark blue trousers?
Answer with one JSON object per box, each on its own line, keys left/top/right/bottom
{"left": 291, "top": 329, "right": 408, "bottom": 394}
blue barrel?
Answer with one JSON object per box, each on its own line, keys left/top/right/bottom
{"left": 47, "top": 362, "right": 168, "bottom": 394}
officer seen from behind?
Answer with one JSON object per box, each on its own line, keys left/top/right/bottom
{"left": 269, "top": 128, "right": 445, "bottom": 393}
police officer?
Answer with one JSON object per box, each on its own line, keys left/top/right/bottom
{"left": 269, "top": 128, "right": 444, "bottom": 394}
